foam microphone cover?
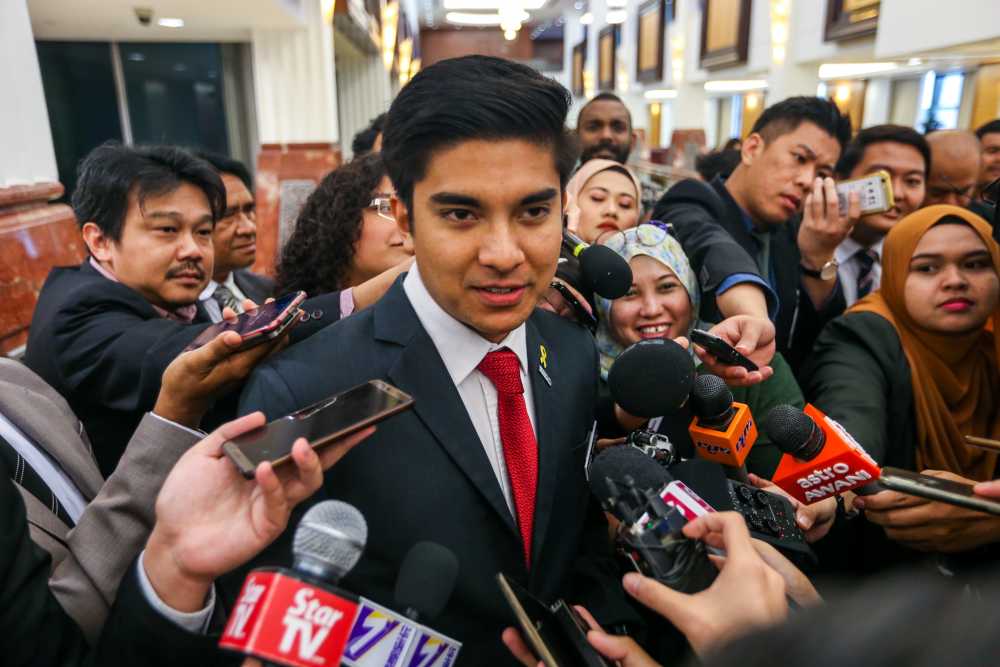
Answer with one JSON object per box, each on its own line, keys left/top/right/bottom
{"left": 609, "top": 338, "right": 696, "bottom": 418}
{"left": 578, "top": 244, "right": 632, "bottom": 299}
{"left": 394, "top": 541, "right": 459, "bottom": 622}
{"left": 588, "top": 444, "right": 674, "bottom": 499}
{"left": 689, "top": 374, "right": 734, "bottom": 422}
{"left": 760, "top": 404, "right": 824, "bottom": 460}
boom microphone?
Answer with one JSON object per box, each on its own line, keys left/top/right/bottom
{"left": 688, "top": 374, "right": 756, "bottom": 482}
{"left": 761, "top": 404, "right": 881, "bottom": 505}
{"left": 608, "top": 338, "right": 696, "bottom": 419}
{"left": 563, "top": 229, "right": 632, "bottom": 298}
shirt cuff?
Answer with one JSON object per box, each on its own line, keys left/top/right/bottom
{"left": 715, "top": 273, "right": 780, "bottom": 319}
{"left": 136, "top": 550, "right": 215, "bottom": 634}
{"left": 340, "top": 288, "right": 356, "bottom": 318}
{"left": 147, "top": 412, "right": 206, "bottom": 439}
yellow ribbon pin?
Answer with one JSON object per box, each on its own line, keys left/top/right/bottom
{"left": 539, "top": 344, "right": 548, "bottom": 369}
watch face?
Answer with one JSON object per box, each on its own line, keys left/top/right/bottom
{"left": 820, "top": 261, "right": 839, "bottom": 281}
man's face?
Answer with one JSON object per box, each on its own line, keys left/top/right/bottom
{"left": 87, "top": 183, "right": 214, "bottom": 309}
{"left": 741, "top": 122, "right": 842, "bottom": 226}
{"left": 395, "top": 139, "right": 564, "bottom": 343}
{"left": 980, "top": 132, "right": 1000, "bottom": 188}
{"left": 212, "top": 173, "right": 256, "bottom": 280}
{"left": 577, "top": 100, "right": 633, "bottom": 164}
{"left": 925, "top": 146, "right": 980, "bottom": 207}
{"left": 847, "top": 141, "right": 926, "bottom": 247}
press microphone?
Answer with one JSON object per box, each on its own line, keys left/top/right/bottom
{"left": 688, "top": 374, "right": 756, "bottom": 482}
{"left": 220, "top": 500, "right": 368, "bottom": 667}
{"left": 761, "top": 404, "right": 881, "bottom": 505}
{"left": 562, "top": 228, "right": 632, "bottom": 298}
{"left": 608, "top": 338, "right": 696, "bottom": 419}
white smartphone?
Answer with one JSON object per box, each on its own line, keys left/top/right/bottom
{"left": 836, "top": 170, "right": 894, "bottom": 216}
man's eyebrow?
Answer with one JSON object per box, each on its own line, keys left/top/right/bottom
{"left": 520, "top": 188, "right": 559, "bottom": 206}
{"left": 145, "top": 210, "right": 213, "bottom": 225}
{"left": 910, "top": 250, "right": 991, "bottom": 262}
{"left": 796, "top": 144, "right": 818, "bottom": 161}
{"left": 429, "top": 192, "right": 481, "bottom": 207}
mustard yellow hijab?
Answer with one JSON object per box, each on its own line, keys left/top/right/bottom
{"left": 849, "top": 205, "right": 1000, "bottom": 479}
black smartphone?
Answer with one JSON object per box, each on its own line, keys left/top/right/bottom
{"left": 689, "top": 329, "right": 759, "bottom": 371}
{"left": 223, "top": 380, "right": 414, "bottom": 478}
{"left": 496, "top": 573, "right": 613, "bottom": 667}
{"left": 878, "top": 467, "right": 1000, "bottom": 517}
{"left": 185, "top": 291, "right": 306, "bottom": 352}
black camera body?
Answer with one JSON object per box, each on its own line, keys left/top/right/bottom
{"left": 625, "top": 429, "right": 679, "bottom": 467}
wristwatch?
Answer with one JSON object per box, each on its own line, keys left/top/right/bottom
{"left": 800, "top": 258, "right": 839, "bottom": 281}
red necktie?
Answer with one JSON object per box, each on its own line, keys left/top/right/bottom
{"left": 477, "top": 348, "right": 538, "bottom": 569}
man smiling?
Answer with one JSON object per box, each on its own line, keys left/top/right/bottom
{"left": 239, "top": 56, "right": 634, "bottom": 664}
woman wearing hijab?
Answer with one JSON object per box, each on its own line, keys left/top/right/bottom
{"left": 594, "top": 224, "right": 803, "bottom": 477}
{"left": 564, "top": 159, "right": 644, "bottom": 244}
{"left": 804, "top": 205, "right": 1000, "bottom": 565}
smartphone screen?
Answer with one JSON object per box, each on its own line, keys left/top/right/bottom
{"left": 186, "top": 291, "right": 305, "bottom": 351}
{"left": 223, "top": 381, "right": 413, "bottom": 477}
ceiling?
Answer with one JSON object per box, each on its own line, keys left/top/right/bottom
{"left": 419, "top": 0, "right": 574, "bottom": 39}
{"left": 28, "top": 0, "right": 305, "bottom": 42}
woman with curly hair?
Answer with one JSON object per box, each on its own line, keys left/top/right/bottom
{"left": 276, "top": 153, "right": 412, "bottom": 297}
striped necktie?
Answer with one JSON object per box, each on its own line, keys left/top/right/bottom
{"left": 855, "top": 248, "right": 879, "bottom": 300}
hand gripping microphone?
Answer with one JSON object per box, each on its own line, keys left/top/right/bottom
{"left": 341, "top": 541, "right": 462, "bottom": 667}
{"left": 761, "top": 404, "right": 881, "bottom": 505}
{"left": 562, "top": 229, "right": 632, "bottom": 298}
{"left": 220, "top": 500, "right": 368, "bottom": 667}
{"left": 687, "top": 374, "right": 757, "bottom": 482}
{"left": 608, "top": 338, "right": 696, "bottom": 419}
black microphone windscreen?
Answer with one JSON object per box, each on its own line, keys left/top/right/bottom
{"left": 588, "top": 445, "right": 673, "bottom": 499}
{"left": 608, "top": 338, "right": 695, "bottom": 418}
{"left": 394, "top": 541, "right": 459, "bottom": 622}
{"left": 578, "top": 244, "right": 632, "bottom": 299}
{"left": 689, "top": 374, "right": 734, "bottom": 421}
{"left": 760, "top": 405, "right": 824, "bottom": 460}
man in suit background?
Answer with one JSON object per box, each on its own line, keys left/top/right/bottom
{"left": 194, "top": 152, "right": 276, "bottom": 322}
{"left": 238, "top": 55, "right": 635, "bottom": 663}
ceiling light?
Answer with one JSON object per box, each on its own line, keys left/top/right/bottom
{"left": 157, "top": 17, "right": 184, "bottom": 28}
{"left": 907, "top": 58, "right": 924, "bottom": 66}
{"left": 606, "top": 9, "right": 627, "bottom": 23}
{"left": 704, "top": 80, "right": 768, "bottom": 92}
{"left": 504, "top": 28, "right": 518, "bottom": 40}
{"left": 444, "top": 0, "right": 545, "bottom": 8}
{"left": 644, "top": 89, "right": 678, "bottom": 99}
{"left": 446, "top": 11, "right": 528, "bottom": 25}
{"left": 818, "top": 62, "right": 898, "bottom": 79}
{"left": 607, "top": 0, "right": 627, "bottom": 6}
{"left": 580, "top": 11, "right": 594, "bottom": 25}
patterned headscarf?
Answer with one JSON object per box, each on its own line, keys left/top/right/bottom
{"left": 594, "top": 224, "right": 700, "bottom": 380}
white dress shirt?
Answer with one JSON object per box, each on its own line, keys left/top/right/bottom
{"left": 198, "top": 273, "right": 250, "bottom": 323}
{"left": 835, "top": 237, "right": 884, "bottom": 307}
{"left": 403, "top": 263, "right": 537, "bottom": 518}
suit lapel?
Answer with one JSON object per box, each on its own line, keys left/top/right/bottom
{"left": 525, "top": 318, "right": 559, "bottom": 570}
{"left": 376, "top": 282, "right": 519, "bottom": 538}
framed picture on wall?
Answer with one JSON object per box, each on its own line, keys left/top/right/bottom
{"left": 598, "top": 25, "right": 618, "bottom": 91}
{"left": 636, "top": 0, "right": 666, "bottom": 83}
{"left": 699, "top": 0, "right": 752, "bottom": 70}
{"left": 824, "top": 0, "right": 880, "bottom": 42}
{"left": 572, "top": 39, "right": 586, "bottom": 97}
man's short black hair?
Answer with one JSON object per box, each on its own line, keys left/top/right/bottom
{"left": 193, "top": 150, "right": 253, "bottom": 191}
{"left": 72, "top": 142, "right": 226, "bottom": 242}
{"left": 381, "top": 55, "right": 577, "bottom": 214}
{"left": 352, "top": 112, "right": 388, "bottom": 157}
{"left": 751, "top": 96, "right": 851, "bottom": 152}
{"left": 975, "top": 119, "right": 1000, "bottom": 140}
{"left": 835, "top": 124, "right": 931, "bottom": 178}
{"left": 578, "top": 92, "right": 633, "bottom": 130}
{"left": 695, "top": 149, "right": 742, "bottom": 182}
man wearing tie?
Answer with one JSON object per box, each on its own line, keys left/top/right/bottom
{"left": 833, "top": 125, "right": 930, "bottom": 306}
{"left": 238, "top": 55, "right": 634, "bottom": 663}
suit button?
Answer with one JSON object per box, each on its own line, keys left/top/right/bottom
{"left": 311, "top": 309, "right": 324, "bottom": 320}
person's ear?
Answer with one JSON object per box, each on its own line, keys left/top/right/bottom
{"left": 81, "top": 222, "right": 114, "bottom": 262}
{"left": 630, "top": 129, "right": 639, "bottom": 150}
{"left": 741, "top": 133, "right": 765, "bottom": 166}
{"left": 392, "top": 196, "right": 411, "bottom": 238}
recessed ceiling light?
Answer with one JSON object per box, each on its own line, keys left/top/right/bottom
{"left": 644, "top": 89, "right": 678, "bottom": 99}
{"left": 580, "top": 11, "right": 594, "bottom": 24}
{"left": 446, "top": 11, "right": 528, "bottom": 26}
{"left": 606, "top": 9, "right": 627, "bottom": 23}
{"left": 157, "top": 17, "right": 184, "bottom": 28}
{"left": 443, "top": 0, "right": 545, "bottom": 8}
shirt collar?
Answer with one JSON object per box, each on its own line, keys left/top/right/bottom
{"left": 402, "top": 262, "right": 529, "bottom": 386}
{"left": 835, "top": 236, "right": 885, "bottom": 264}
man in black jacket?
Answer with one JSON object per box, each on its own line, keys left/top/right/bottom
{"left": 652, "top": 97, "right": 856, "bottom": 372}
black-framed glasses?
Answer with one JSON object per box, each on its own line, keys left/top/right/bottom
{"left": 603, "top": 221, "right": 674, "bottom": 256}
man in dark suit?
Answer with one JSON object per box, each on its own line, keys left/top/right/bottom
{"left": 24, "top": 144, "right": 344, "bottom": 474}
{"left": 239, "top": 56, "right": 636, "bottom": 664}
{"left": 194, "top": 152, "right": 276, "bottom": 322}
{"left": 652, "top": 97, "right": 856, "bottom": 373}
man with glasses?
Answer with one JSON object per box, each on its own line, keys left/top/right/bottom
{"left": 924, "top": 130, "right": 981, "bottom": 208}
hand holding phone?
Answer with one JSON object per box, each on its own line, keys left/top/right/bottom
{"left": 877, "top": 467, "right": 1000, "bottom": 517}
{"left": 836, "top": 170, "right": 894, "bottom": 217}
{"left": 689, "top": 329, "right": 759, "bottom": 372}
{"left": 185, "top": 291, "right": 306, "bottom": 352}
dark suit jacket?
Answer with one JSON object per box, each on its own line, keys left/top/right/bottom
{"left": 654, "top": 178, "right": 846, "bottom": 373}
{"left": 237, "top": 278, "right": 635, "bottom": 665}
{"left": 232, "top": 268, "right": 275, "bottom": 303}
{"left": 0, "top": 461, "right": 220, "bottom": 667}
{"left": 24, "top": 261, "right": 342, "bottom": 475}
